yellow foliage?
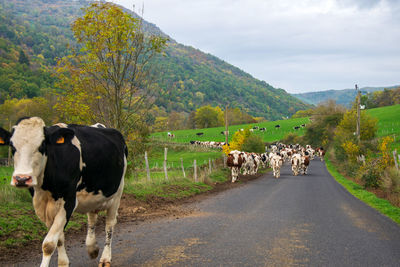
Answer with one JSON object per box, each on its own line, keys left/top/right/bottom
{"left": 222, "top": 144, "right": 231, "bottom": 155}
{"left": 228, "top": 129, "right": 251, "bottom": 152}
{"left": 379, "top": 136, "right": 394, "bottom": 167}
{"left": 341, "top": 141, "right": 359, "bottom": 162}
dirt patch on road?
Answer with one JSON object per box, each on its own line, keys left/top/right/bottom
{"left": 1, "top": 172, "right": 264, "bottom": 265}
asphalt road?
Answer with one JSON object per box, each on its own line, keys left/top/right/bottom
{"left": 12, "top": 158, "right": 400, "bottom": 266}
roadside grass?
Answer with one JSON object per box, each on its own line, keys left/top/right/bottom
{"left": 325, "top": 157, "right": 400, "bottom": 225}
{"left": 124, "top": 167, "right": 231, "bottom": 202}
{"left": 151, "top": 117, "right": 310, "bottom": 144}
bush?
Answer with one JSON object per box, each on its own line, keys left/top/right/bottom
{"left": 241, "top": 134, "right": 265, "bottom": 153}
{"left": 359, "top": 158, "right": 381, "bottom": 188}
{"left": 281, "top": 132, "right": 303, "bottom": 145}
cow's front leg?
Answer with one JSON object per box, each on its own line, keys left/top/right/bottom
{"left": 57, "top": 232, "right": 69, "bottom": 267}
{"left": 40, "top": 207, "right": 67, "bottom": 267}
{"left": 86, "top": 212, "right": 99, "bottom": 259}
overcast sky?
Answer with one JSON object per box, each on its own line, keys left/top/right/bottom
{"left": 110, "top": 0, "right": 400, "bottom": 93}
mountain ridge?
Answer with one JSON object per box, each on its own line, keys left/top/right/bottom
{"left": 292, "top": 85, "right": 400, "bottom": 107}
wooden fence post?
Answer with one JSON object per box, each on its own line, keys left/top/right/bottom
{"left": 194, "top": 159, "right": 197, "bottom": 182}
{"left": 164, "top": 147, "right": 168, "bottom": 181}
{"left": 209, "top": 158, "right": 212, "bottom": 174}
{"left": 223, "top": 154, "right": 227, "bottom": 168}
{"left": 145, "top": 151, "right": 150, "bottom": 182}
{"left": 394, "top": 150, "right": 399, "bottom": 170}
{"left": 181, "top": 158, "right": 186, "bottom": 178}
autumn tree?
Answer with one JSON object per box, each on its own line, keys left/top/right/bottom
{"left": 303, "top": 100, "right": 346, "bottom": 147}
{"left": 55, "top": 2, "right": 167, "bottom": 134}
{"left": 195, "top": 105, "right": 224, "bottom": 128}
{"left": 333, "top": 109, "right": 378, "bottom": 162}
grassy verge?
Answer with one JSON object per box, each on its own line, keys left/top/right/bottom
{"left": 124, "top": 167, "right": 230, "bottom": 202}
{"left": 325, "top": 157, "right": 400, "bottom": 224}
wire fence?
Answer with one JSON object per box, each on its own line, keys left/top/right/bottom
{"left": 128, "top": 147, "right": 226, "bottom": 184}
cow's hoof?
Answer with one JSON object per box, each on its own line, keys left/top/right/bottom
{"left": 88, "top": 246, "right": 99, "bottom": 259}
{"left": 99, "top": 262, "right": 111, "bottom": 267}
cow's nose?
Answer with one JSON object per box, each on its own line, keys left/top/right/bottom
{"left": 13, "top": 175, "right": 32, "bottom": 187}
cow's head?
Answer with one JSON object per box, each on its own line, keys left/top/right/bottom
{"left": 0, "top": 117, "right": 75, "bottom": 188}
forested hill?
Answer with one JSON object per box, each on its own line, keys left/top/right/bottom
{"left": 0, "top": 0, "right": 311, "bottom": 120}
{"left": 292, "top": 85, "right": 399, "bottom": 108}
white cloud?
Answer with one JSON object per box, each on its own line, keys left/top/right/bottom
{"left": 110, "top": 0, "right": 400, "bottom": 93}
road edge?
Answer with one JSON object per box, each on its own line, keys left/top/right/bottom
{"left": 325, "top": 156, "right": 400, "bottom": 225}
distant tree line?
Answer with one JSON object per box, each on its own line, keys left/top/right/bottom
{"left": 361, "top": 87, "right": 400, "bottom": 109}
{"left": 149, "top": 105, "right": 264, "bottom": 132}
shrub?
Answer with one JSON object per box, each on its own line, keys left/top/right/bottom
{"left": 242, "top": 135, "right": 265, "bottom": 153}
{"left": 359, "top": 158, "right": 381, "bottom": 188}
{"left": 281, "top": 132, "right": 303, "bottom": 145}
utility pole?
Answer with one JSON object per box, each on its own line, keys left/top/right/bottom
{"left": 225, "top": 105, "right": 229, "bottom": 145}
{"left": 355, "top": 84, "right": 361, "bottom": 143}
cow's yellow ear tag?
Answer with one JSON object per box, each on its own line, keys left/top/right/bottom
{"left": 0, "top": 137, "right": 4, "bottom": 144}
{"left": 56, "top": 137, "right": 64, "bottom": 144}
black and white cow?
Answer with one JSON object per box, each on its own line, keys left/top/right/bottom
{"left": 0, "top": 117, "right": 127, "bottom": 267}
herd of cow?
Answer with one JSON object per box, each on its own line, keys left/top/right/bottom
{"left": 227, "top": 143, "right": 325, "bottom": 183}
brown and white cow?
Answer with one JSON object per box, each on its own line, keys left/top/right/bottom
{"left": 0, "top": 117, "right": 127, "bottom": 267}
{"left": 301, "top": 155, "right": 310, "bottom": 175}
{"left": 316, "top": 147, "right": 326, "bottom": 161}
{"left": 227, "top": 150, "right": 244, "bottom": 183}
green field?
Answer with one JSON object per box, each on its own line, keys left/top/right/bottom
{"left": 151, "top": 117, "right": 310, "bottom": 144}
{"left": 144, "top": 144, "right": 222, "bottom": 170}
{"left": 367, "top": 104, "right": 400, "bottom": 150}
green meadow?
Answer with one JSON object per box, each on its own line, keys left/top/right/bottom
{"left": 151, "top": 117, "right": 310, "bottom": 144}
{"left": 367, "top": 104, "right": 400, "bottom": 150}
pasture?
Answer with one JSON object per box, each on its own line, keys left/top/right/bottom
{"left": 367, "top": 104, "right": 400, "bottom": 150}
{"left": 151, "top": 117, "right": 310, "bottom": 144}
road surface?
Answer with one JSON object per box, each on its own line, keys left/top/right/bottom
{"left": 11, "top": 158, "right": 400, "bottom": 266}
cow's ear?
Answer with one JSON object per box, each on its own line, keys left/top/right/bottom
{"left": 0, "top": 127, "right": 11, "bottom": 146}
{"left": 47, "top": 128, "right": 75, "bottom": 145}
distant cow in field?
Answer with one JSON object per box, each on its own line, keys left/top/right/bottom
{"left": 0, "top": 117, "right": 127, "bottom": 267}
{"left": 259, "top": 127, "right": 266, "bottom": 132}
{"left": 275, "top": 125, "right": 280, "bottom": 129}
{"left": 293, "top": 126, "right": 300, "bottom": 130}
{"left": 301, "top": 124, "right": 306, "bottom": 127}
{"left": 196, "top": 132, "right": 204, "bottom": 136}
{"left": 253, "top": 126, "right": 259, "bottom": 130}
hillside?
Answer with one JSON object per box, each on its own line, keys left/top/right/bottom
{"left": 0, "top": 0, "right": 311, "bottom": 121}
{"left": 292, "top": 85, "right": 399, "bottom": 107}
